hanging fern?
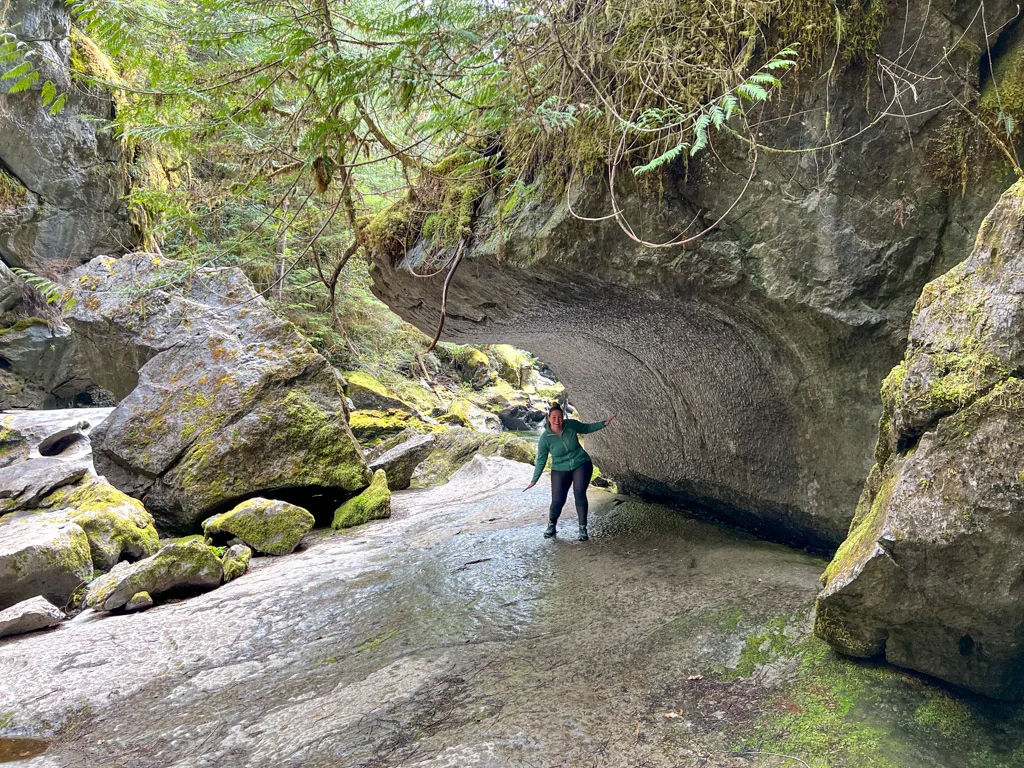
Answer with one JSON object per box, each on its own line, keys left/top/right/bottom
{"left": 10, "top": 268, "right": 78, "bottom": 312}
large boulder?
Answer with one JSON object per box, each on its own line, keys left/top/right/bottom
{"left": 203, "top": 498, "right": 314, "bottom": 556}
{"left": 0, "top": 0, "right": 136, "bottom": 270}
{"left": 0, "top": 596, "right": 64, "bottom": 639}
{"left": 65, "top": 253, "right": 370, "bottom": 532}
{"left": 816, "top": 181, "right": 1024, "bottom": 699}
{"left": 85, "top": 539, "right": 223, "bottom": 612}
{"left": 369, "top": 0, "right": 1020, "bottom": 547}
{"left": 0, "top": 521, "right": 92, "bottom": 610}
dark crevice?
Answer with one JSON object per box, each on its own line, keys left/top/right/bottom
{"left": 201, "top": 485, "right": 355, "bottom": 531}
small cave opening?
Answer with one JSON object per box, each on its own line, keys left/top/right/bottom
{"left": 203, "top": 485, "right": 354, "bottom": 532}
{"left": 959, "top": 634, "right": 976, "bottom": 657}
{"left": 0, "top": 356, "right": 11, "bottom": 370}
{"left": 37, "top": 431, "right": 89, "bottom": 457}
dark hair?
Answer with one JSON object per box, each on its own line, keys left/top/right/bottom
{"left": 548, "top": 403, "right": 563, "bottom": 415}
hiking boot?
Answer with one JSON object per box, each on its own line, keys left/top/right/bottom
{"left": 578, "top": 525, "right": 589, "bottom": 541}
{"left": 543, "top": 522, "right": 557, "bottom": 538}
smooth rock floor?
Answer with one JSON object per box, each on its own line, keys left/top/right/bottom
{"left": 2, "top": 456, "right": 1023, "bottom": 767}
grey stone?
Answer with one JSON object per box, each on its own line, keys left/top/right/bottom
{"left": 816, "top": 181, "right": 1024, "bottom": 700}
{"left": 0, "top": 521, "right": 92, "bottom": 610}
{"left": 0, "top": 0, "right": 136, "bottom": 271}
{"left": 66, "top": 253, "right": 370, "bottom": 532}
{"left": 410, "top": 427, "right": 535, "bottom": 488}
{"left": 368, "top": 432, "right": 436, "bottom": 490}
{"left": 368, "top": 0, "right": 1020, "bottom": 547}
{"left": 0, "top": 596, "right": 63, "bottom": 638}
{"left": 0, "top": 263, "right": 23, "bottom": 313}
{"left": 85, "top": 539, "right": 223, "bottom": 612}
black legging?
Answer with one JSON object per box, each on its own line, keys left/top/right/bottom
{"left": 549, "top": 460, "right": 594, "bottom": 527}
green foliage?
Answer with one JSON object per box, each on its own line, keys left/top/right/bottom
{"left": 10, "top": 268, "right": 78, "bottom": 312}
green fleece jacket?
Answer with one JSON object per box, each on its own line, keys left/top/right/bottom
{"left": 531, "top": 418, "right": 606, "bottom": 483}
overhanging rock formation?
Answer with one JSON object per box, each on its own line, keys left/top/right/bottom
{"left": 371, "top": 0, "right": 1020, "bottom": 547}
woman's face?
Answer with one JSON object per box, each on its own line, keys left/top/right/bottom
{"left": 549, "top": 409, "right": 563, "bottom": 429}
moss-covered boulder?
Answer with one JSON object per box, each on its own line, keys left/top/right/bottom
{"left": 221, "top": 544, "right": 251, "bottom": 582}
{"left": 410, "top": 428, "right": 535, "bottom": 488}
{"left": 439, "top": 398, "right": 500, "bottom": 432}
{"left": 203, "top": 498, "right": 314, "bottom": 556}
{"left": 125, "top": 591, "right": 153, "bottom": 612}
{"left": 484, "top": 344, "right": 532, "bottom": 388}
{"left": 85, "top": 539, "right": 223, "bottom": 612}
{"left": 453, "top": 347, "right": 496, "bottom": 390}
{"left": 66, "top": 254, "right": 371, "bottom": 531}
{"left": 46, "top": 477, "right": 159, "bottom": 571}
{"left": 0, "top": 521, "right": 92, "bottom": 611}
{"left": 343, "top": 370, "right": 415, "bottom": 411}
{"left": 817, "top": 181, "right": 1024, "bottom": 700}
{"left": 349, "top": 408, "right": 424, "bottom": 446}
{"left": 332, "top": 470, "right": 391, "bottom": 529}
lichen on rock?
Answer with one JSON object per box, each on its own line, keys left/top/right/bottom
{"left": 204, "top": 498, "right": 314, "bottom": 556}
{"left": 332, "top": 470, "right": 391, "bottom": 529}
{"left": 816, "top": 180, "right": 1024, "bottom": 699}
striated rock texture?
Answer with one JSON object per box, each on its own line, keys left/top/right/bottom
{"left": 816, "top": 181, "right": 1024, "bottom": 699}
{"left": 0, "top": 0, "right": 136, "bottom": 269}
{"left": 370, "top": 0, "right": 1019, "bottom": 546}
{"left": 65, "top": 253, "right": 370, "bottom": 532}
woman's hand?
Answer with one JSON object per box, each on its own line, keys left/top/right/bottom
{"left": 604, "top": 414, "right": 617, "bottom": 426}
{"left": 523, "top": 482, "right": 536, "bottom": 492}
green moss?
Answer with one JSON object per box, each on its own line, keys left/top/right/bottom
{"left": 980, "top": 35, "right": 1024, "bottom": 138}
{"left": 485, "top": 344, "right": 532, "bottom": 388}
{"left": 0, "top": 317, "right": 48, "bottom": 334}
{"left": 719, "top": 615, "right": 793, "bottom": 680}
{"left": 60, "top": 479, "right": 160, "bottom": 569}
{"left": 439, "top": 398, "right": 476, "bottom": 427}
{"left": 332, "top": 469, "right": 392, "bottom": 529}
{"left": 821, "top": 475, "right": 895, "bottom": 589}
{"left": 349, "top": 408, "right": 422, "bottom": 446}
{"left": 69, "top": 29, "right": 121, "bottom": 86}
{"left": 221, "top": 545, "right": 251, "bottom": 581}
{"left": 0, "top": 168, "right": 27, "bottom": 209}
{"left": 204, "top": 498, "right": 314, "bottom": 556}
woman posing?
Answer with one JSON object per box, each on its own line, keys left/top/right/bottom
{"left": 524, "top": 403, "right": 616, "bottom": 541}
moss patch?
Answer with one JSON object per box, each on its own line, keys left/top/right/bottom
{"left": 0, "top": 168, "right": 27, "bottom": 210}
{"left": 332, "top": 469, "right": 391, "bottom": 529}
{"left": 349, "top": 408, "right": 423, "bottom": 446}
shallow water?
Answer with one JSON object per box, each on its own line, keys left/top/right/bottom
{"left": 0, "top": 738, "right": 48, "bottom": 763}
{"left": 0, "top": 456, "right": 1022, "bottom": 767}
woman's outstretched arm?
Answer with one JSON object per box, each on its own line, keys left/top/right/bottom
{"left": 524, "top": 436, "right": 549, "bottom": 490}
{"left": 576, "top": 414, "right": 616, "bottom": 433}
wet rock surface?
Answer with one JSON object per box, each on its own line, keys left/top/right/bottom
{"left": 817, "top": 181, "right": 1024, "bottom": 699}
{"left": 2, "top": 458, "right": 1023, "bottom": 767}
{"left": 370, "top": 0, "right": 1020, "bottom": 548}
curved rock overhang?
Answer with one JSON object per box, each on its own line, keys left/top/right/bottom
{"left": 371, "top": 0, "right": 1024, "bottom": 548}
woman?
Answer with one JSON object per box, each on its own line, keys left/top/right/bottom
{"left": 524, "top": 403, "right": 616, "bottom": 541}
